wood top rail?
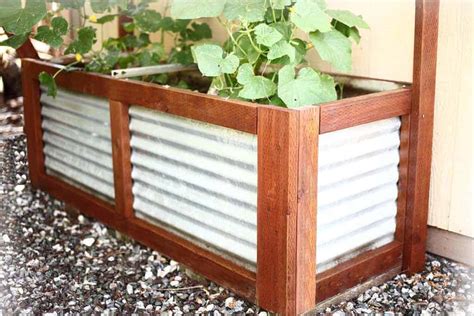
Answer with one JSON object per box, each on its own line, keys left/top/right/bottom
{"left": 22, "top": 59, "right": 259, "bottom": 134}
{"left": 319, "top": 88, "right": 412, "bottom": 134}
{"left": 23, "top": 59, "right": 413, "bottom": 136}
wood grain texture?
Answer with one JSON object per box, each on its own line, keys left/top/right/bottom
{"left": 296, "top": 107, "right": 319, "bottom": 314}
{"left": 109, "top": 100, "right": 134, "bottom": 218}
{"left": 127, "top": 217, "right": 256, "bottom": 301}
{"left": 15, "top": 39, "right": 39, "bottom": 59}
{"left": 21, "top": 59, "right": 258, "bottom": 134}
{"left": 404, "top": 0, "right": 440, "bottom": 274}
{"left": 21, "top": 62, "right": 44, "bottom": 187}
{"left": 315, "top": 242, "right": 403, "bottom": 303}
{"left": 395, "top": 115, "right": 410, "bottom": 242}
{"left": 257, "top": 107, "right": 299, "bottom": 314}
{"left": 256, "top": 106, "right": 319, "bottom": 315}
{"left": 319, "top": 88, "right": 411, "bottom": 134}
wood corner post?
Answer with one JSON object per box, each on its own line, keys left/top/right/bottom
{"left": 16, "top": 39, "right": 40, "bottom": 60}
{"left": 256, "top": 106, "right": 319, "bottom": 315}
{"left": 109, "top": 100, "right": 134, "bottom": 218}
{"left": 403, "top": 0, "right": 440, "bottom": 274}
{"left": 21, "top": 60, "right": 44, "bottom": 187}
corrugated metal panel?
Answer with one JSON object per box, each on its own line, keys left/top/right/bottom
{"left": 130, "top": 106, "right": 257, "bottom": 265}
{"left": 316, "top": 117, "right": 401, "bottom": 271}
{"left": 130, "top": 105, "right": 401, "bottom": 271}
{"left": 40, "top": 87, "right": 115, "bottom": 200}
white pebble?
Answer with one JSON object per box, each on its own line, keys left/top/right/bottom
{"left": 81, "top": 237, "right": 95, "bottom": 247}
{"left": 2, "top": 234, "right": 11, "bottom": 243}
{"left": 127, "top": 284, "right": 133, "bottom": 295}
{"left": 206, "top": 304, "right": 215, "bottom": 311}
{"left": 225, "top": 297, "right": 236, "bottom": 309}
{"left": 144, "top": 270, "right": 153, "bottom": 280}
{"left": 170, "top": 280, "right": 180, "bottom": 287}
{"left": 14, "top": 185, "right": 25, "bottom": 192}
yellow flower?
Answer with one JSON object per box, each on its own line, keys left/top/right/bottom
{"left": 306, "top": 43, "right": 314, "bottom": 49}
{"left": 289, "top": 6, "right": 296, "bottom": 13}
{"left": 89, "top": 15, "right": 97, "bottom": 23}
{"left": 75, "top": 53, "right": 83, "bottom": 62}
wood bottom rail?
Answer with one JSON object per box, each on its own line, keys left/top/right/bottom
{"left": 315, "top": 241, "right": 403, "bottom": 303}
{"left": 36, "top": 173, "right": 257, "bottom": 302}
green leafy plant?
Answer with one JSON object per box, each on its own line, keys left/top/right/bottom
{"left": 0, "top": 0, "right": 212, "bottom": 96}
{"left": 170, "top": 0, "right": 368, "bottom": 108}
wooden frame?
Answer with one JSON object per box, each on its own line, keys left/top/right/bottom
{"left": 18, "top": 1, "right": 438, "bottom": 314}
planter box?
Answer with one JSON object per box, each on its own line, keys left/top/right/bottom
{"left": 21, "top": 52, "right": 432, "bottom": 314}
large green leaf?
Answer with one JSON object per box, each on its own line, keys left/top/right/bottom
{"left": 39, "top": 71, "right": 57, "bottom": 97}
{"left": 34, "top": 17, "right": 68, "bottom": 48}
{"left": 237, "top": 63, "right": 276, "bottom": 100}
{"left": 277, "top": 65, "right": 336, "bottom": 107}
{"left": 254, "top": 23, "right": 283, "bottom": 47}
{"left": 267, "top": 40, "right": 295, "bottom": 63}
{"left": 327, "top": 10, "right": 369, "bottom": 29}
{"left": 0, "top": 33, "right": 30, "bottom": 49}
{"left": 134, "top": 10, "right": 162, "bottom": 33}
{"left": 171, "top": 0, "right": 226, "bottom": 19}
{"left": 192, "top": 44, "right": 239, "bottom": 77}
{"left": 0, "top": 0, "right": 47, "bottom": 34}
{"left": 64, "top": 26, "right": 96, "bottom": 55}
{"left": 290, "top": 0, "right": 331, "bottom": 33}
{"left": 186, "top": 23, "right": 212, "bottom": 41}
{"left": 223, "top": 0, "right": 267, "bottom": 22}
{"left": 309, "top": 29, "right": 352, "bottom": 72}
{"left": 271, "top": 0, "right": 292, "bottom": 10}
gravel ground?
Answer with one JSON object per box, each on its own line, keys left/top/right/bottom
{"left": 1, "top": 135, "right": 473, "bottom": 315}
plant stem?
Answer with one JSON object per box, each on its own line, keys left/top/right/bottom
{"left": 52, "top": 60, "right": 81, "bottom": 79}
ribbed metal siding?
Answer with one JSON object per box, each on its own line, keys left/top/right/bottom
{"left": 130, "top": 106, "right": 401, "bottom": 271}
{"left": 129, "top": 106, "right": 257, "bottom": 264}
{"left": 40, "top": 88, "right": 115, "bottom": 200}
{"left": 317, "top": 117, "right": 401, "bottom": 271}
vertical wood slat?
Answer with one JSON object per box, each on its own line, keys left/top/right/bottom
{"left": 404, "top": 0, "right": 440, "bottom": 273}
{"left": 109, "top": 100, "right": 134, "bottom": 217}
{"left": 21, "top": 63, "right": 44, "bottom": 186}
{"left": 16, "top": 39, "right": 39, "bottom": 59}
{"left": 395, "top": 115, "right": 410, "bottom": 242}
{"left": 256, "top": 107, "right": 319, "bottom": 315}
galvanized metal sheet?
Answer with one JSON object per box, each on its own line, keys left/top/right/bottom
{"left": 130, "top": 106, "right": 257, "bottom": 264}
{"left": 40, "top": 87, "right": 114, "bottom": 200}
{"left": 130, "top": 106, "right": 401, "bottom": 271}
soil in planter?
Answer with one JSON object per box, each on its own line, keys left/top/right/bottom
{"left": 143, "top": 70, "right": 212, "bottom": 94}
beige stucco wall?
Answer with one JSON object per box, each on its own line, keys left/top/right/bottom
{"left": 96, "top": 0, "right": 472, "bottom": 238}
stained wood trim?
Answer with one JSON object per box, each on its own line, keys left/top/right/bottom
{"left": 256, "top": 107, "right": 319, "bottom": 315}
{"left": 395, "top": 115, "right": 410, "bottom": 242}
{"left": 127, "top": 217, "right": 256, "bottom": 300}
{"left": 315, "top": 241, "right": 403, "bottom": 303}
{"left": 21, "top": 59, "right": 258, "bottom": 134}
{"left": 38, "top": 173, "right": 124, "bottom": 230}
{"left": 403, "top": 0, "right": 440, "bottom": 274}
{"left": 16, "top": 38, "right": 39, "bottom": 59}
{"left": 21, "top": 62, "right": 44, "bottom": 186}
{"left": 319, "top": 88, "right": 412, "bottom": 134}
{"left": 296, "top": 107, "right": 319, "bottom": 314}
{"left": 109, "top": 100, "right": 134, "bottom": 218}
